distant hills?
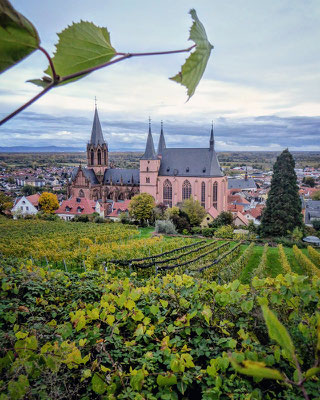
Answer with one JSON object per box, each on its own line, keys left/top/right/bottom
{"left": 0, "top": 146, "right": 84, "bottom": 153}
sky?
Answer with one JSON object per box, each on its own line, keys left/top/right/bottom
{"left": 0, "top": 0, "right": 320, "bottom": 152}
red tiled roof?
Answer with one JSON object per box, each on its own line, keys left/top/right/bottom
{"left": 26, "top": 193, "right": 40, "bottom": 207}
{"left": 55, "top": 197, "right": 98, "bottom": 215}
{"left": 244, "top": 205, "right": 264, "bottom": 219}
{"left": 107, "top": 200, "right": 131, "bottom": 217}
{"left": 234, "top": 211, "right": 249, "bottom": 226}
{"left": 228, "top": 204, "right": 244, "bottom": 213}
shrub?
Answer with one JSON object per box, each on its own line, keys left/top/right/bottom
{"left": 73, "top": 214, "right": 89, "bottom": 223}
{"left": 215, "top": 225, "right": 234, "bottom": 239}
{"left": 94, "top": 216, "right": 105, "bottom": 223}
{"left": 201, "top": 227, "right": 215, "bottom": 237}
{"left": 312, "top": 220, "right": 320, "bottom": 231}
{"left": 170, "top": 214, "right": 190, "bottom": 234}
{"left": 191, "top": 227, "right": 202, "bottom": 235}
{"left": 155, "top": 220, "right": 177, "bottom": 235}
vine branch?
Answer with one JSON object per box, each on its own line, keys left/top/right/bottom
{"left": 0, "top": 44, "right": 196, "bottom": 126}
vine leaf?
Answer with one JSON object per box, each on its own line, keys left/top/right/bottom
{"left": 30, "top": 21, "right": 117, "bottom": 86}
{"left": 170, "top": 9, "right": 213, "bottom": 100}
{"left": 0, "top": 0, "right": 40, "bottom": 73}
{"left": 230, "top": 358, "right": 284, "bottom": 381}
{"left": 261, "top": 305, "right": 296, "bottom": 363}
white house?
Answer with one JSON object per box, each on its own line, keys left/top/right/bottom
{"left": 11, "top": 193, "right": 40, "bottom": 219}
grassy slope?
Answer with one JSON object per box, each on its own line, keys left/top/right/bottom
{"left": 265, "top": 247, "right": 283, "bottom": 277}
{"left": 239, "top": 245, "right": 263, "bottom": 283}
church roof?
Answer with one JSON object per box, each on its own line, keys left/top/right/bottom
{"left": 90, "top": 108, "right": 106, "bottom": 146}
{"left": 158, "top": 148, "right": 223, "bottom": 177}
{"left": 104, "top": 168, "right": 140, "bottom": 185}
{"left": 228, "top": 178, "right": 257, "bottom": 190}
{"left": 71, "top": 167, "right": 99, "bottom": 184}
{"left": 141, "top": 122, "right": 157, "bottom": 160}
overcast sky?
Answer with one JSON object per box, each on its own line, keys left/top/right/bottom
{"left": 1, "top": 0, "right": 319, "bottom": 151}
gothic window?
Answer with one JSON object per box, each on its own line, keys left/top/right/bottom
{"left": 182, "top": 180, "right": 192, "bottom": 201}
{"left": 201, "top": 182, "right": 206, "bottom": 208}
{"left": 93, "top": 190, "right": 99, "bottom": 201}
{"left": 118, "top": 193, "right": 124, "bottom": 201}
{"left": 79, "top": 189, "right": 85, "bottom": 198}
{"left": 163, "top": 179, "right": 172, "bottom": 207}
{"left": 146, "top": 177, "right": 150, "bottom": 183}
{"left": 146, "top": 167, "right": 149, "bottom": 172}
{"left": 90, "top": 149, "right": 94, "bottom": 165}
{"left": 97, "top": 149, "right": 102, "bottom": 165}
{"left": 213, "top": 182, "right": 218, "bottom": 209}
{"left": 104, "top": 150, "right": 107, "bottom": 164}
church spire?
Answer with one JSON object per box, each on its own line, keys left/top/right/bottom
{"left": 209, "top": 121, "right": 214, "bottom": 151}
{"left": 141, "top": 117, "right": 157, "bottom": 160}
{"left": 90, "top": 103, "right": 106, "bottom": 146}
{"left": 157, "top": 120, "right": 166, "bottom": 156}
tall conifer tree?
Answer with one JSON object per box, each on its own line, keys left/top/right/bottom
{"left": 260, "top": 149, "right": 302, "bottom": 237}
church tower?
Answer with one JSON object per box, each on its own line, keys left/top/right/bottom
{"left": 86, "top": 105, "right": 108, "bottom": 180}
{"left": 139, "top": 119, "right": 160, "bottom": 199}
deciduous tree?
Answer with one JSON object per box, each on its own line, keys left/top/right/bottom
{"left": 181, "top": 197, "right": 206, "bottom": 227}
{"left": 38, "top": 192, "right": 59, "bottom": 214}
{"left": 0, "top": 192, "right": 12, "bottom": 214}
{"left": 260, "top": 149, "right": 302, "bottom": 237}
{"left": 129, "top": 193, "right": 155, "bottom": 226}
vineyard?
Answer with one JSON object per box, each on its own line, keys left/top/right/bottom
{"left": 0, "top": 218, "right": 320, "bottom": 399}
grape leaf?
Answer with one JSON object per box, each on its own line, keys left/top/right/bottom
{"left": 261, "top": 305, "right": 296, "bottom": 363}
{"left": 170, "top": 9, "right": 213, "bottom": 100}
{"left": 0, "top": 0, "right": 40, "bottom": 73}
{"left": 30, "top": 21, "right": 117, "bottom": 87}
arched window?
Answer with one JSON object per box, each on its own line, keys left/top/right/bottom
{"left": 182, "top": 180, "right": 192, "bottom": 201}
{"left": 104, "top": 150, "right": 107, "bottom": 165}
{"left": 90, "top": 149, "right": 94, "bottom": 165}
{"left": 201, "top": 182, "right": 206, "bottom": 208}
{"left": 146, "top": 167, "right": 149, "bottom": 172}
{"left": 213, "top": 182, "right": 218, "bottom": 209}
{"left": 93, "top": 190, "right": 99, "bottom": 201}
{"left": 118, "top": 192, "right": 124, "bottom": 201}
{"left": 163, "top": 179, "right": 172, "bottom": 207}
{"left": 146, "top": 177, "right": 150, "bottom": 183}
{"left": 97, "top": 149, "right": 102, "bottom": 165}
{"left": 79, "top": 189, "right": 85, "bottom": 198}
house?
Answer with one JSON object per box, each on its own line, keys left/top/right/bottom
{"left": 232, "top": 211, "right": 249, "bottom": 227}
{"left": 243, "top": 205, "right": 264, "bottom": 225}
{"left": 106, "top": 199, "right": 131, "bottom": 221}
{"left": 11, "top": 193, "right": 40, "bottom": 219}
{"left": 55, "top": 197, "right": 104, "bottom": 221}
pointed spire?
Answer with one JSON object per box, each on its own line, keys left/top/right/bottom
{"left": 209, "top": 121, "right": 214, "bottom": 151}
{"left": 141, "top": 118, "right": 157, "bottom": 160}
{"left": 157, "top": 120, "right": 166, "bottom": 156}
{"left": 90, "top": 103, "right": 106, "bottom": 146}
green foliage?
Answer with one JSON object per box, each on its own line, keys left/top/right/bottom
{"left": 311, "top": 190, "right": 320, "bottom": 201}
{"left": 260, "top": 149, "right": 302, "bottom": 237}
{"left": 0, "top": 0, "right": 39, "bottom": 73}
{"left": 209, "top": 211, "right": 234, "bottom": 229}
{"left": 32, "top": 21, "right": 117, "bottom": 87}
{"left": 0, "top": 261, "right": 320, "bottom": 398}
{"left": 290, "top": 227, "right": 304, "bottom": 242}
{"left": 129, "top": 193, "right": 155, "bottom": 226}
{"left": 155, "top": 219, "right": 177, "bottom": 234}
{"left": 308, "top": 246, "right": 320, "bottom": 267}
{"left": 21, "top": 185, "right": 37, "bottom": 196}
{"left": 0, "top": 191, "right": 12, "bottom": 214}
{"left": 170, "top": 9, "right": 213, "bottom": 99}
{"left": 302, "top": 176, "right": 316, "bottom": 187}
{"left": 181, "top": 196, "right": 206, "bottom": 227}
{"left": 215, "top": 225, "right": 234, "bottom": 238}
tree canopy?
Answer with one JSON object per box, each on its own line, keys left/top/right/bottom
{"left": 260, "top": 149, "right": 302, "bottom": 237}
{"left": 180, "top": 197, "right": 206, "bottom": 227}
{"left": 129, "top": 193, "right": 155, "bottom": 226}
{"left": 38, "top": 192, "right": 59, "bottom": 214}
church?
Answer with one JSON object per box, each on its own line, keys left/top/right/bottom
{"left": 69, "top": 107, "right": 228, "bottom": 217}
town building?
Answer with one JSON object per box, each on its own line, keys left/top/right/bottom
{"left": 69, "top": 107, "right": 228, "bottom": 217}
{"left": 11, "top": 193, "right": 40, "bottom": 219}
{"left": 55, "top": 197, "right": 104, "bottom": 221}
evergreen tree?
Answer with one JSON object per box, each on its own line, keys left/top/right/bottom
{"left": 260, "top": 149, "right": 302, "bottom": 237}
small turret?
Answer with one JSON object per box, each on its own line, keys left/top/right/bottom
{"left": 209, "top": 121, "right": 214, "bottom": 151}
{"left": 157, "top": 121, "right": 166, "bottom": 157}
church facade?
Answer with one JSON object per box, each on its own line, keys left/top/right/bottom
{"left": 69, "top": 108, "right": 227, "bottom": 217}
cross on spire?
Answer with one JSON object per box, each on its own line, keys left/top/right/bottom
{"left": 94, "top": 96, "right": 97, "bottom": 109}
